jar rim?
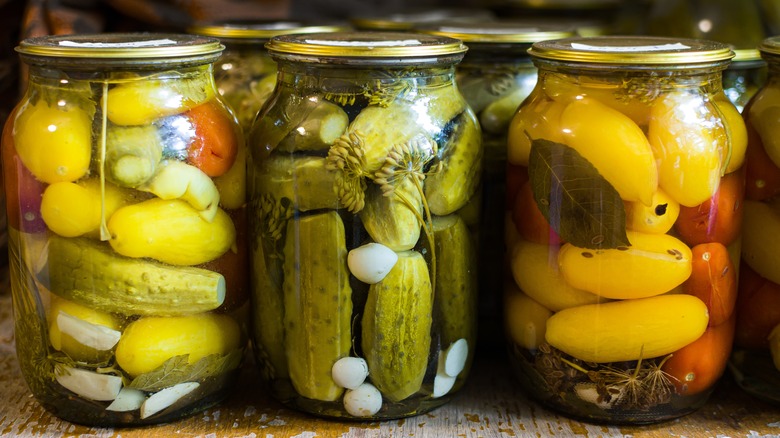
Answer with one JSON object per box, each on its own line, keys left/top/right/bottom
{"left": 416, "top": 20, "right": 575, "bottom": 44}
{"left": 758, "top": 36, "right": 780, "bottom": 57}
{"left": 16, "top": 33, "right": 224, "bottom": 63}
{"left": 188, "top": 21, "right": 348, "bottom": 42}
{"left": 350, "top": 8, "right": 494, "bottom": 31}
{"left": 529, "top": 36, "right": 734, "bottom": 66}
{"left": 266, "top": 31, "right": 467, "bottom": 59}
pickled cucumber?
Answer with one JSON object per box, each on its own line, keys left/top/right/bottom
{"left": 283, "top": 211, "right": 352, "bottom": 401}
{"left": 425, "top": 111, "right": 483, "bottom": 215}
{"left": 276, "top": 100, "right": 349, "bottom": 152}
{"left": 105, "top": 125, "right": 164, "bottom": 188}
{"left": 46, "top": 235, "right": 225, "bottom": 316}
{"left": 362, "top": 250, "right": 433, "bottom": 402}
{"left": 251, "top": 239, "right": 288, "bottom": 379}
{"left": 254, "top": 155, "right": 340, "bottom": 212}
{"left": 360, "top": 179, "right": 422, "bottom": 251}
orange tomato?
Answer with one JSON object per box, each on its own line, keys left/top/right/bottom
{"left": 505, "top": 163, "right": 528, "bottom": 209}
{"left": 735, "top": 262, "right": 780, "bottom": 350}
{"left": 662, "top": 314, "right": 735, "bottom": 396}
{"left": 185, "top": 100, "right": 240, "bottom": 177}
{"left": 682, "top": 242, "right": 737, "bottom": 326}
{"left": 744, "top": 119, "right": 780, "bottom": 201}
{"left": 511, "top": 179, "right": 561, "bottom": 246}
{"left": 674, "top": 167, "right": 745, "bottom": 246}
{"left": 2, "top": 108, "right": 47, "bottom": 233}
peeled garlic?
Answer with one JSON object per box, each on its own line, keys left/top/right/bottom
{"left": 54, "top": 365, "right": 122, "bottom": 401}
{"left": 57, "top": 311, "right": 121, "bottom": 351}
{"left": 332, "top": 357, "right": 369, "bottom": 390}
{"left": 343, "top": 383, "right": 382, "bottom": 417}
{"left": 347, "top": 243, "right": 398, "bottom": 284}
{"left": 140, "top": 382, "right": 200, "bottom": 419}
{"left": 440, "top": 338, "right": 469, "bottom": 377}
{"left": 106, "top": 387, "right": 146, "bottom": 412}
{"left": 432, "top": 373, "right": 457, "bottom": 398}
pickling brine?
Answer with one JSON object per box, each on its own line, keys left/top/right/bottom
{"left": 5, "top": 34, "right": 248, "bottom": 426}
{"left": 504, "top": 36, "right": 744, "bottom": 424}
{"left": 248, "top": 32, "right": 481, "bottom": 419}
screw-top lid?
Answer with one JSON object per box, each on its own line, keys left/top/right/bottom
{"left": 266, "top": 31, "right": 467, "bottom": 64}
{"left": 529, "top": 36, "right": 734, "bottom": 67}
{"left": 188, "top": 20, "right": 348, "bottom": 43}
{"left": 417, "top": 20, "right": 575, "bottom": 45}
{"left": 350, "top": 8, "right": 494, "bottom": 31}
{"left": 16, "top": 33, "right": 224, "bottom": 68}
{"left": 758, "top": 36, "right": 780, "bottom": 58}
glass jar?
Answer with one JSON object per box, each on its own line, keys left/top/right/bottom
{"left": 188, "top": 21, "right": 347, "bottom": 132}
{"left": 5, "top": 34, "right": 248, "bottom": 426}
{"left": 723, "top": 48, "right": 766, "bottom": 113}
{"left": 417, "top": 21, "right": 574, "bottom": 353}
{"left": 248, "top": 32, "right": 481, "bottom": 419}
{"left": 505, "top": 36, "right": 744, "bottom": 423}
{"left": 732, "top": 36, "right": 780, "bottom": 405}
{"left": 493, "top": 0, "right": 621, "bottom": 35}
{"left": 350, "top": 8, "right": 494, "bottom": 31}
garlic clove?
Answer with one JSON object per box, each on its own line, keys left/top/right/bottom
{"left": 343, "top": 382, "right": 382, "bottom": 417}
{"left": 54, "top": 365, "right": 123, "bottom": 401}
{"left": 441, "top": 338, "right": 469, "bottom": 377}
{"left": 106, "top": 387, "right": 146, "bottom": 412}
{"left": 140, "top": 382, "right": 200, "bottom": 419}
{"left": 432, "top": 373, "right": 457, "bottom": 398}
{"left": 347, "top": 243, "right": 398, "bottom": 284}
{"left": 57, "top": 310, "right": 121, "bottom": 351}
{"left": 332, "top": 356, "right": 369, "bottom": 390}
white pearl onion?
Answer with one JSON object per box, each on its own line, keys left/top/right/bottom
{"left": 332, "top": 357, "right": 369, "bottom": 390}
{"left": 347, "top": 243, "right": 398, "bottom": 284}
{"left": 343, "top": 383, "right": 382, "bottom": 417}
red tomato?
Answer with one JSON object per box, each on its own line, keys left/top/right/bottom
{"left": 674, "top": 168, "right": 744, "bottom": 247}
{"left": 744, "top": 118, "right": 780, "bottom": 201}
{"left": 505, "top": 163, "right": 528, "bottom": 209}
{"left": 199, "top": 206, "right": 249, "bottom": 313}
{"left": 2, "top": 108, "right": 47, "bottom": 233}
{"left": 682, "top": 242, "right": 737, "bottom": 326}
{"left": 662, "top": 314, "right": 735, "bottom": 396}
{"left": 735, "top": 262, "right": 780, "bottom": 350}
{"left": 185, "top": 100, "right": 240, "bottom": 177}
{"left": 511, "top": 179, "right": 561, "bottom": 246}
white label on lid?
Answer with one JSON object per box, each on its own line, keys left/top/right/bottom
{"left": 570, "top": 42, "right": 691, "bottom": 52}
{"left": 58, "top": 39, "right": 178, "bottom": 48}
{"left": 305, "top": 39, "right": 422, "bottom": 47}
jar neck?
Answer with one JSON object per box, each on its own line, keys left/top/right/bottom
{"left": 25, "top": 63, "right": 215, "bottom": 84}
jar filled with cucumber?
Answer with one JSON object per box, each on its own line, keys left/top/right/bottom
{"left": 504, "top": 36, "right": 745, "bottom": 423}
{"left": 731, "top": 36, "right": 780, "bottom": 405}
{"left": 418, "top": 21, "right": 574, "bottom": 353}
{"left": 188, "top": 21, "right": 347, "bottom": 132}
{"left": 248, "top": 32, "right": 481, "bottom": 419}
{"left": 4, "top": 34, "right": 249, "bottom": 426}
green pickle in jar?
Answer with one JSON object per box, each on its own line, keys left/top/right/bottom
{"left": 418, "top": 21, "right": 574, "bottom": 352}
{"left": 732, "top": 36, "right": 780, "bottom": 405}
{"left": 4, "top": 34, "right": 248, "bottom": 426}
{"left": 248, "top": 32, "right": 482, "bottom": 419}
{"left": 505, "top": 36, "right": 744, "bottom": 423}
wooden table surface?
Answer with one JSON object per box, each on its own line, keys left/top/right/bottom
{"left": 0, "top": 289, "right": 779, "bottom": 438}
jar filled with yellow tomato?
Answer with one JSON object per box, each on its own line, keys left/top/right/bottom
{"left": 4, "top": 34, "right": 248, "bottom": 426}
{"left": 504, "top": 36, "right": 745, "bottom": 423}
{"left": 732, "top": 35, "right": 780, "bottom": 405}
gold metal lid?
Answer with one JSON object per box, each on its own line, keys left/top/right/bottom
{"left": 266, "top": 31, "right": 467, "bottom": 59}
{"left": 188, "top": 21, "right": 348, "bottom": 42}
{"left": 350, "top": 8, "right": 495, "bottom": 31}
{"left": 529, "top": 36, "right": 734, "bottom": 66}
{"left": 732, "top": 48, "right": 762, "bottom": 63}
{"left": 501, "top": 0, "right": 620, "bottom": 9}
{"left": 16, "top": 33, "right": 223, "bottom": 61}
{"left": 417, "top": 20, "right": 575, "bottom": 44}
{"left": 758, "top": 36, "right": 780, "bottom": 57}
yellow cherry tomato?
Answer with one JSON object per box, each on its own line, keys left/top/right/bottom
{"left": 48, "top": 296, "right": 123, "bottom": 363}
{"left": 624, "top": 188, "right": 681, "bottom": 234}
{"left": 507, "top": 91, "right": 566, "bottom": 166}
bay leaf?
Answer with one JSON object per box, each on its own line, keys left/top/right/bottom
{"left": 528, "top": 138, "right": 629, "bottom": 249}
{"left": 129, "top": 350, "right": 242, "bottom": 392}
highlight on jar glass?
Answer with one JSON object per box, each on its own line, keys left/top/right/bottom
{"left": 4, "top": 34, "right": 248, "bottom": 426}
{"left": 504, "top": 36, "right": 744, "bottom": 423}
{"left": 723, "top": 48, "right": 767, "bottom": 113}
{"left": 188, "top": 21, "right": 348, "bottom": 132}
{"left": 732, "top": 35, "right": 780, "bottom": 405}
{"left": 248, "top": 32, "right": 481, "bottom": 419}
{"left": 416, "top": 21, "right": 574, "bottom": 350}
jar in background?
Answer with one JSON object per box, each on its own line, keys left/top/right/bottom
{"left": 188, "top": 21, "right": 347, "bottom": 132}
{"left": 723, "top": 48, "right": 766, "bottom": 113}
{"left": 350, "top": 8, "right": 494, "bottom": 31}
{"left": 249, "top": 32, "right": 481, "bottom": 419}
{"left": 417, "top": 21, "right": 574, "bottom": 353}
{"left": 493, "top": 0, "right": 621, "bottom": 35}
{"left": 5, "top": 34, "right": 248, "bottom": 426}
{"left": 505, "top": 36, "right": 744, "bottom": 423}
{"left": 732, "top": 35, "right": 780, "bottom": 405}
